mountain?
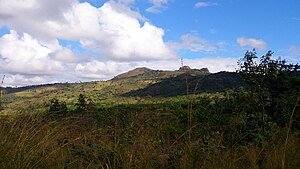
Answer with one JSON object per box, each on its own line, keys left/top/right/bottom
{"left": 110, "top": 67, "right": 246, "bottom": 97}
{"left": 123, "top": 71, "right": 247, "bottom": 97}
{"left": 112, "top": 66, "right": 210, "bottom": 80}
{"left": 112, "top": 67, "right": 153, "bottom": 80}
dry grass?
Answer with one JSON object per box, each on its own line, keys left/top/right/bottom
{"left": 0, "top": 110, "right": 299, "bottom": 169}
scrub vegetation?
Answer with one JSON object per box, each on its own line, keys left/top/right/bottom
{"left": 0, "top": 50, "right": 299, "bottom": 169}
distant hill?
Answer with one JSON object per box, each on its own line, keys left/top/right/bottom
{"left": 3, "top": 83, "right": 58, "bottom": 94}
{"left": 112, "top": 67, "right": 210, "bottom": 80}
{"left": 112, "top": 67, "right": 153, "bottom": 80}
{"left": 123, "top": 72, "right": 247, "bottom": 97}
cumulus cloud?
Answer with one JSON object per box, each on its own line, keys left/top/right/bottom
{"left": 72, "top": 2, "right": 175, "bottom": 60}
{"left": 168, "top": 34, "right": 217, "bottom": 52}
{"left": 49, "top": 47, "right": 76, "bottom": 63}
{"left": 194, "top": 1, "right": 219, "bottom": 8}
{"left": 0, "top": 30, "right": 70, "bottom": 75}
{"left": 0, "top": 0, "right": 76, "bottom": 40}
{"left": 146, "top": 0, "right": 169, "bottom": 13}
{"left": 0, "top": 0, "right": 174, "bottom": 61}
{"left": 75, "top": 60, "right": 123, "bottom": 79}
{"left": 237, "top": 37, "right": 267, "bottom": 51}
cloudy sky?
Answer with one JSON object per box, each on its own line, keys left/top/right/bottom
{"left": 0, "top": 0, "right": 299, "bottom": 86}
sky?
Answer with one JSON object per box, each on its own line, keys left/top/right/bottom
{"left": 0, "top": 0, "right": 299, "bottom": 86}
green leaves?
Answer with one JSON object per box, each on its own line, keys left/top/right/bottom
{"left": 238, "top": 49, "right": 300, "bottom": 128}
{"left": 75, "top": 93, "right": 86, "bottom": 113}
{"left": 48, "top": 98, "right": 68, "bottom": 118}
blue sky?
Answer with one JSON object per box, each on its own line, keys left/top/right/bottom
{"left": 80, "top": 0, "right": 300, "bottom": 57}
{"left": 0, "top": 0, "right": 299, "bottom": 86}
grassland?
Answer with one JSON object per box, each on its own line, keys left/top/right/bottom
{"left": 0, "top": 68, "right": 299, "bottom": 168}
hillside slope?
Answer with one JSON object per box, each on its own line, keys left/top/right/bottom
{"left": 112, "top": 67, "right": 210, "bottom": 80}
{"left": 123, "top": 72, "right": 247, "bottom": 97}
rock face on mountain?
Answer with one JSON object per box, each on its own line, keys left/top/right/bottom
{"left": 179, "top": 66, "right": 191, "bottom": 72}
{"left": 179, "top": 66, "right": 210, "bottom": 73}
{"left": 200, "top": 68, "right": 210, "bottom": 73}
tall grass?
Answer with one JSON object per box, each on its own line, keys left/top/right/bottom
{"left": 0, "top": 105, "right": 299, "bottom": 168}
{"left": 0, "top": 113, "right": 101, "bottom": 168}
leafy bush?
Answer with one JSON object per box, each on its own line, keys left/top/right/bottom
{"left": 238, "top": 49, "right": 300, "bottom": 128}
{"left": 48, "top": 98, "right": 68, "bottom": 118}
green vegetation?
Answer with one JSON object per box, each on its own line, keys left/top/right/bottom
{"left": 0, "top": 51, "right": 299, "bottom": 168}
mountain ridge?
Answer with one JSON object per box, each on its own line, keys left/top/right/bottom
{"left": 112, "top": 66, "right": 210, "bottom": 80}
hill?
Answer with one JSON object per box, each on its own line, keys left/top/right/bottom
{"left": 123, "top": 71, "right": 247, "bottom": 97}
{"left": 112, "top": 66, "right": 210, "bottom": 80}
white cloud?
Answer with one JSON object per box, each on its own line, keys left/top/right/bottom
{"left": 0, "top": 0, "right": 76, "bottom": 40}
{"left": 75, "top": 60, "right": 123, "bottom": 79}
{"left": 194, "top": 1, "right": 219, "bottom": 8}
{"left": 237, "top": 37, "right": 267, "bottom": 51}
{"left": 168, "top": 34, "right": 216, "bottom": 52}
{"left": 146, "top": 0, "right": 169, "bottom": 13}
{"left": 74, "top": 2, "right": 175, "bottom": 60}
{"left": 49, "top": 47, "right": 76, "bottom": 63}
{"left": 4, "top": 74, "right": 48, "bottom": 87}
{"left": 0, "top": 0, "right": 175, "bottom": 61}
{"left": 0, "top": 30, "right": 70, "bottom": 75}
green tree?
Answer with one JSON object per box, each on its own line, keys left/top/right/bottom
{"left": 0, "top": 75, "right": 5, "bottom": 111}
{"left": 239, "top": 49, "right": 299, "bottom": 91}
{"left": 49, "top": 98, "right": 68, "bottom": 118}
{"left": 86, "top": 98, "right": 96, "bottom": 113}
{"left": 238, "top": 49, "right": 300, "bottom": 126}
{"left": 76, "top": 93, "right": 86, "bottom": 113}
